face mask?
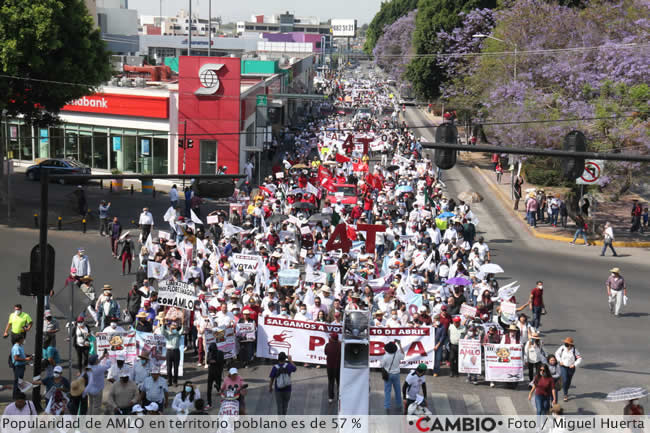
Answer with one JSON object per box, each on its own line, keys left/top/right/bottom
{"left": 391, "top": 315, "right": 398, "bottom": 320}
{"left": 53, "top": 373, "right": 61, "bottom": 378}
{"left": 140, "top": 359, "right": 147, "bottom": 365}
{"left": 300, "top": 310, "right": 306, "bottom": 314}
{"left": 185, "top": 386, "right": 193, "bottom": 393}
{"left": 172, "top": 329, "right": 179, "bottom": 334}
{"left": 14, "top": 310, "right": 21, "bottom": 315}
{"left": 110, "top": 323, "right": 117, "bottom": 329}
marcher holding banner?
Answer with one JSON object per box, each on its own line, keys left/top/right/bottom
{"left": 459, "top": 331, "right": 482, "bottom": 384}
{"left": 484, "top": 343, "right": 524, "bottom": 383}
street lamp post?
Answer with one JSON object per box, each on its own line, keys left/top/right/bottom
{"left": 208, "top": 0, "right": 211, "bottom": 57}
{"left": 472, "top": 33, "right": 517, "bottom": 82}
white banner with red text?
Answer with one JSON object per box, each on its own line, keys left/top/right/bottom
{"left": 484, "top": 343, "right": 524, "bottom": 382}
{"left": 256, "top": 316, "right": 434, "bottom": 368}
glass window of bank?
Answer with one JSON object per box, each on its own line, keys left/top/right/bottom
{"left": 2, "top": 121, "right": 168, "bottom": 174}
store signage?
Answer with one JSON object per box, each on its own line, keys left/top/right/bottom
{"left": 331, "top": 19, "right": 357, "bottom": 37}
{"left": 62, "top": 93, "right": 169, "bottom": 119}
{"left": 195, "top": 63, "right": 225, "bottom": 96}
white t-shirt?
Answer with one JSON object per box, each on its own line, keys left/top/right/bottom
{"left": 404, "top": 371, "right": 426, "bottom": 400}
{"left": 472, "top": 242, "right": 490, "bottom": 260}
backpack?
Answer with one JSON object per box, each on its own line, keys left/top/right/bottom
{"left": 275, "top": 363, "right": 291, "bottom": 389}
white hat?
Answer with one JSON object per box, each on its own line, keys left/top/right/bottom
{"left": 268, "top": 287, "right": 276, "bottom": 293}
{"left": 419, "top": 305, "right": 427, "bottom": 313}
{"left": 53, "top": 365, "right": 63, "bottom": 374}
{"left": 145, "top": 402, "right": 159, "bottom": 412}
{"left": 229, "top": 367, "right": 238, "bottom": 375}
{"left": 131, "top": 404, "right": 144, "bottom": 413}
{"left": 119, "top": 371, "right": 130, "bottom": 378}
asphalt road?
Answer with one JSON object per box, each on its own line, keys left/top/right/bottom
{"left": 0, "top": 104, "right": 647, "bottom": 416}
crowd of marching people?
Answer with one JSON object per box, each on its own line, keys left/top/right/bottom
{"left": 5, "top": 67, "right": 597, "bottom": 419}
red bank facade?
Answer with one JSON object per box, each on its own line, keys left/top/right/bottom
{"left": 3, "top": 55, "right": 314, "bottom": 176}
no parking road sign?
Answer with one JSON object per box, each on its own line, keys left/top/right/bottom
{"left": 576, "top": 159, "right": 604, "bottom": 185}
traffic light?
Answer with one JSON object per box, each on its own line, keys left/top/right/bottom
{"left": 562, "top": 130, "right": 587, "bottom": 180}
{"left": 28, "top": 244, "right": 55, "bottom": 296}
{"left": 434, "top": 122, "right": 458, "bottom": 170}
{"left": 178, "top": 139, "right": 184, "bottom": 148}
{"left": 187, "top": 139, "right": 194, "bottom": 149}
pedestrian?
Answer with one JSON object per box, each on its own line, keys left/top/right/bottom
{"left": 402, "top": 363, "right": 428, "bottom": 415}
{"left": 495, "top": 159, "right": 503, "bottom": 184}
{"left": 172, "top": 381, "right": 201, "bottom": 414}
{"left": 84, "top": 351, "right": 112, "bottom": 414}
{"left": 184, "top": 187, "right": 193, "bottom": 218}
{"left": 107, "top": 217, "right": 122, "bottom": 258}
{"left": 206, "top": 342, "right": 224, "bottom": 410}
{"left": 447, "top": 316, "right": 465, "bottom": 377}
{"left": 42, "top": 335, "right": 61, "bottom": 378}
{"left": 548, "top": 195, "right": 560, "bottom": 227}
{"left": 642, "top": 207, "right": 649, "bottom": 233}
{"left": 170, "top": 184, "right": 179, "bottom": 208}
{"left": 4, "top": 304, "right": 32, "bottom": 344}
{"left": 71, "top": 248, "right": 91, "bottom": 279}
{"left": 514, "top": 175, "right": 524, "bottom": 210}
{"left": 524, "top": 333, "right": 546, "bottom": 383}
{"left": 269, "top": 352, "right": 296, "bottom": 415}
{"left": 96, "top": 286, "right": 120, "bottom": 331}
{"left": 630, "top": 200, "right": 642, "bottom": 232}
{"left": 108, "top": 372, "right": 139, "bottom": 415}
{"left": 600, "top": 222, "right": 617, "bottom": 257}
{"left": 569, "top": 214, "right": 590, "bottom": 246}
{"left": 528, "top": 364, "right": 557, "bottom": 415}
{"left": 624, "top": 399, "right": 645, "bottom": 415}
{"left": 118, "top": 233, "right": 135, "bottom": 275}
{"left": 380, "top": 339, "right": 403, "bottom": 412}
{"left": 528, "top": 280, "right": 545, "bottom": 330}
{"left": 68, "top": 377, "right": 88, "bottom": 415}
{"left": 2, "top": 392, "right": 37, "bottom": 415}
{"left": 525, "top": 193, "right": 538, "bottom": 227}
{"left": 98, "top": 200, "right": 111, "bottom": 236}
{"left": 432, "top": 316, "right": 447, "bottom": 377}
{"left": 43, "top": 309, "right": 59, "bottom": 346}
{"left": 223, "top": 367, "right": 248, "bottom": 414}
{"left": 10, "top": 335, "right": 31, "bottom": 399}
{"left": 559, "top": 198, "right": 568, "bottom": 228}
{"left": 554, "top": 337, "right": 582, "bottom": 402}
{"left": 72, "top": 316, "right": 91, "bottom": 372}
{"left": 139, "top": 367, "right": 169, "bottom": 409}
{"left": 162, "top": 319, "right": 184, "bottom": 387}
{"left": 139, "top": 207, "right": 154, "bottom": 242}
{"left": 606, "top": 267, "right": 627, "bottom": 316}
{"left": 324, "top": 332, "right": 341, "bottom": 404}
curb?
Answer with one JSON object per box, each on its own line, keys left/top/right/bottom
{"left": 470, "top": 164, "right": 650, "bottom": 248}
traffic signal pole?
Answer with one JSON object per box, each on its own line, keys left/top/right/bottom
{"left": 33, "top": 169, "right": 48, "bottom": 411}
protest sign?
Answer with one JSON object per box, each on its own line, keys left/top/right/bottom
{"left": 157, "top": 280, "right": 197, "bottom": 310}
{"left": 323, "top": 264, "right": 338, "bottom": 274}
{"left": 95, "top": 331, "right": 137, "bottom": 363}
{"left": 205, "top": 327, "right": 237, "bottom": 359}
{"left": 460, "top": 303, "right": 478, "bottom": 318}
{"left": 500, "top": 301, "right": 517, "bottom": 316}
{"left": 278, "top": 269, "right": 301, "bottom": 287}
{"left": 256, "top": 316, "right": 434, "bottom": 367}
{"left": 207, "top": 215, "right": 220, "bottom": 225}
{"left": 135, "top": 331, "right": 184, "bottom": 376}
{"left": 484, "top": 343, "right": 524, "bottom": 382}
{"left": 305, "top": 270, "right": 328, "bottom": 284}
{"left": 236, "top": 322, "right": 256, "bottom": 342}
{"left": 458, "top": 339, "right": 482, "bottom": 374}
{"left": 231, "top": 253, "right": 262, "bottom": 272}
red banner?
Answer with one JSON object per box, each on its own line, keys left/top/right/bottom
{"left": 62, "top": 93, "right": 169, "bottom": 119}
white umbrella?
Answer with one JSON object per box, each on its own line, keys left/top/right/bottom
{"left": 119, "top": 230, "right": 130, "bottom": 240}
{"left": 605, "top": 387, "right": 648, "bottom": 402}
{"left": 480, "top": 263, "right": 505, "bottom": 274}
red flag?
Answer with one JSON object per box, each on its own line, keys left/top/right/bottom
{"left": 335, "top": 153, "right": 351, "bottom": 164}
{"left": 259, "top": 186, "right": 273, "bottom": 197}
{"left": 318, "top": 165, "right": 332, "bottom": 181}
{"left": 321, "top": 177, "right": 336, "bottom": 192}
{"left": 353, "top": 161, "right": 368, "bottom": 172}
{"left": 346, "top": 224, "right": 357, "bottom": 241}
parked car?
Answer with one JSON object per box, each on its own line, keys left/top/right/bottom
{"left": 25, "top": 158, "right": 91, "bottom": 184}
{"left": 326, "top": 183, "right": 358, "bottom": 207}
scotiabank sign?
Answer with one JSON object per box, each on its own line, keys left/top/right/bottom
{"left": 62, "top": 93, "right": 169, "bottom": 119}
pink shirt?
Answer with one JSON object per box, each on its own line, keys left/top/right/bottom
{"left": 221, "top": 375, "right": 246, "bottom": 396}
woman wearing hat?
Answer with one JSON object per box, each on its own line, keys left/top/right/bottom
{"left": 524, "top": 333, "right": 546, "bottom": 384}
{"left": 554, "top": 337, "right": 582, "bottom": 402}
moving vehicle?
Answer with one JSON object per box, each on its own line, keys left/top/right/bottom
{"left": 353, "top": 107, "right": 372, "bottom": 122}
{"left": 25, "top": 158, "right": 91, "bottom": 184}
{"left": 398, "top": 83, "right": 416, "bottom": 106}
{"left": 326, "top": 183, "right": 358, "bottom": 206}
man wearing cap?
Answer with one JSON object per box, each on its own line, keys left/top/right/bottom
{"left": 606, "top": 267, "right": 627, "bottom": 316}
{"left": 139, "top": 367, "right": 169, "bottom": 409}
{"left": 108, "top": 371, "right": 138, "bottom": 414}
{"left": 554, "top": 337, "right": 582, "bottom": 402}
{"left": 43, "top": 309, "right": 60, "bottom": 347}
{"left": 107, "top": 354, "right": 132, "bottom": 383}
{"left": 447, "top": 316, "right": 466, "bottom": 377}
{"left": 402, "top": 363, "right": 428, "bottom": 415}
{"left": 96, "top": 286, "right": 120, "bottom": 331}
{"left": 71, "top": 248, "right": 91, "bottom": 278}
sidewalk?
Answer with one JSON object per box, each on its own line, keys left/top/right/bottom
{"left": 462, "top": 152, "right": 650, "bottom": 248}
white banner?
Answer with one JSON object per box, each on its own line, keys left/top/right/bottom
{"left": 95, "top": 331, "right": 137, "bottom": 364}
{"left": 256, "top": 317, "right": 434, "bottom": 368}
{"left": 500, "top": 301, "right": 517, "bottom": 316}
{"left": 484, "top": 343, "right": 524, "bottom": 382}
{"left": 135, "top": 330, "right": 185, "bottom": 376}
{"left": 157, "top": 280, "right": 197, "bottom": 310}
{"left": 458, "top": 338, "right": 482, "bottom": 375}
{"left": 232, "top": 253, "right": 262, "bottom": 272}
{"left": 460, "top": 304, "right": 477, "bottom": 318}
{"left": 206, "top": 215, "right": 220, "bottom": 225}
{"left": 305, "top": 270, "right": 328, "bottom": 284}
{"left": 204, "top": 327, "right": 237, "bottom": 359}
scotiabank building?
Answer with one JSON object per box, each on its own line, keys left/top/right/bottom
{"left": 2, "top": 55, "right": 313, "bottom": 175}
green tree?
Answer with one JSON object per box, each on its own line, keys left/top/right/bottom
{"left": 405, "top": 0, "right": 496, "bottom": 100}
{"left": 364, "top": 0, "right": 419, "bottom": 55}
{"left": 0, "top": 0, "right": 111, "bottom": 125}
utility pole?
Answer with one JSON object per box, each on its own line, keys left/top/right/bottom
{"left": 208, "top": 0, "right": 212, "bottom": 57}
{"left": 182, "top": 120, "right": 187, "bottom": 189}
{"left": 32, "top": 168, "right": 48, "bottom": 411}
{"left": 188, "top": 0, "right": 192, "bottom": 56}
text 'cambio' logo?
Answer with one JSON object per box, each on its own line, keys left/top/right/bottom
{"left": 195, "top": 63, "right": 224, "bottom": 96}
